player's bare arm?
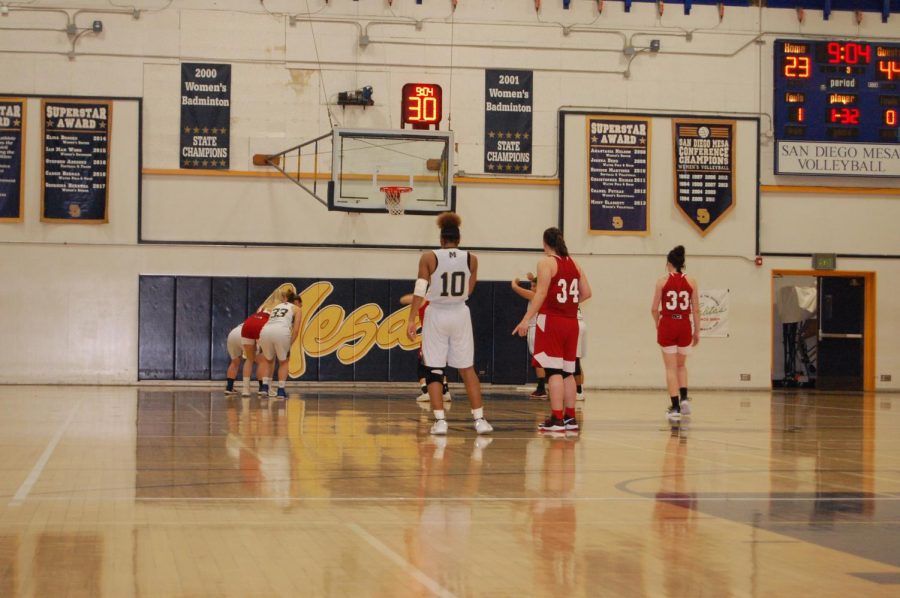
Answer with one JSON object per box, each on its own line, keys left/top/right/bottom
{"left": 290, "top": 304, "right": 302, "bottom": 347}
{"left": 650, "top": 277, "right": 665, "bottom": 329}
{"left": 407, "top": 252, "right": 436, "bottom": 341}
{"left": 513, "top": 256, "right": 554, "bottom": 336}
{"left": 511, "top": 277, "right": 536, "bottom": 301}
{"left": 575, "top": 262, "right": 593, "bottom": 303}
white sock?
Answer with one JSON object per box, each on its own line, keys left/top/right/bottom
{"left": 242, "top": 379, "right": 250, "bottom": 393}
{"left": 471, "top": 407, "right": 483, "bottom": 420}
{"left": 433, "top": 409, "right": 445, "bottom": 420}
{"left": 263, "top": 377, "right": 271, "bottom": 386}
{"left": 278, "top": 381, "right": 285, "bottom": 389}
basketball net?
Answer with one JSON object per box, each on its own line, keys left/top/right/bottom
{"left": 381, "top": 186, "right": 411, "bottom": 216}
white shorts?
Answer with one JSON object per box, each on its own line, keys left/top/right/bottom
{"left": 258, "top": 326, "right": 291, "bottom": 361}
{"left": 577, "top": 317, "right": 587, "bottom": 359}
{"left": 422, "top": 304, "right": 474, "bottom": 370}
{"left": 241, "top": 336, "right": 257, "bottom": 346}
{"left": 661, "top": 345, "right": 693, "bottom": 356}
{"left": 526, "top": 317, "right": 536, "bottom": 355}
{"left": 227, "top": 327, "right": 243, "bottom": 359}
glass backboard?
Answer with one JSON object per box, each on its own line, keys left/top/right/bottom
{"left": 328, "top": 128, "right": 455, "bottom": 214}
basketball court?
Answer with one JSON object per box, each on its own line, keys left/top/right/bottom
{"left": 1, "top": 384, "right": 898, "bottom": 596}
{"left": 2, "top": 2, "right": 899, "bottom": 596}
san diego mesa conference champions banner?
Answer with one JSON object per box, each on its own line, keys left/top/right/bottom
{"left": 0, "top": 97, "right": 25, "bottom": 222}
{"left": 42, "top": 99, "right": 110, "bottom": 223}
{"left": 673, "top": 119, "right": 736, "bottom": 236}
{"left": 587, "top": 115, "right": 650, "bottom": 235}
{"left": 484, "top": 69, "right": 532, "bottom": 174}
{"left": 181, "top": 63, "right": 230, "bottom": 170}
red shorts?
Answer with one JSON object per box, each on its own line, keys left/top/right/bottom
{"left": 241, "top": 313, "right": 269, "bottom": 340}
{"left": 657, "top": 316, "right": 692, "bottom": 348}
{"left": 532, "top": 313, "right": 578, "bottom": 373}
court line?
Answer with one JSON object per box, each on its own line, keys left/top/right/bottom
{"left": 346, "top": 522, "right": 458, "bottom": 598}
{"left": 8, "top": 400, "right": 81, "bottom": 507}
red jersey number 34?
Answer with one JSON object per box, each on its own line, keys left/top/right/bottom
{"left": 556, "top": 279, "right": 579, "bottom": 303}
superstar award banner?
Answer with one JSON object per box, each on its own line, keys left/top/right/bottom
{"left": 41, "top": 99, "right": 111, "bottom": 223}
{"left": 0, "top": 97, "right": 26, "bottom": 222}
{"left": 699, "top": 288, "right": 729, "bottom": 338}
{"left": 673, "top": 119, "right": 736, "bottom": 236}
{"left": 180, "top": 63, "right": 231, "bottom": 170}
{"left": 484, "top": 69, "right": 532, "bottom": 174}
{"left": 587, "top": 116, "right": 650, "bottom": 235}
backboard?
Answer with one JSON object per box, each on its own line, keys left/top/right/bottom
{"left": 328, "top": 128, "right": 455, "bottom": 214}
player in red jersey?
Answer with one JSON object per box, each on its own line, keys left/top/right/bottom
{"left": 513, "top": 228, "right": 592, "bottom": 433}
{"left": 239, "top": 310, "right": 270, "bottom": 396}
{"left": 650, "top": 245, "right": 700, "bottom": 420}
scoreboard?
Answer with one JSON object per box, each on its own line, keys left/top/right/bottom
{"left": 773, "top": 39, "right": 900, "bottom": 177}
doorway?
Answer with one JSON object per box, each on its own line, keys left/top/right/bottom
{"left": 772, "top": 270, "right": 875, "bottom": 392}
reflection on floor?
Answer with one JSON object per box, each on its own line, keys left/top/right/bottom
{"left": 1, "top": 385, "right": 899, "bottom": 597}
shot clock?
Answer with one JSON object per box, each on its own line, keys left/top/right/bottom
{"left": 400, "top": 83, "right": 442, "bottom": 130}
{"left": 774, "top": 39, "right": 900, "bottom": 177}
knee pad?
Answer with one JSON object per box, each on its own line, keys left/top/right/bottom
{"left": 425, "top": 368, "right": 445, "bottom": 386}
{"left": 417, "top": 361, "right": 427, "bottom": 381}
{"left": 544, "top": 367, "right": 563, "bottom": 379}
{"left": 545, "top": 367, "right": 572, "bottom": 379}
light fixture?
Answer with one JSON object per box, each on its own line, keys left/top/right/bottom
{"left": 92, "top": 20, "right": 103, "bottom": 33}
{"left": 650, "top": 39, "right": 661, "bottom": 52}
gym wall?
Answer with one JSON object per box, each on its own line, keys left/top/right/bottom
{"left": 0, "top": 2, "right": 897, "bottom": 389}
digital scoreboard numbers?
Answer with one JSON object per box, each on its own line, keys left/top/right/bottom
{"left": 774, "top": 39, "right": 900, "bottom": 178}
{"left": 401, "top": 83, "right": 442, "bottom": 130}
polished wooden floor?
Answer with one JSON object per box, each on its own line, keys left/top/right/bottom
{"left": 1, "top": 385, "right": 899, "bottom": 597}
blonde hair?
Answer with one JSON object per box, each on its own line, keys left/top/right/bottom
{"left": 258, "top": 283, "right": 297, "bottom": 312}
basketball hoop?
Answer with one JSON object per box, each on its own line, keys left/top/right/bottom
{"left": 380, "top": 186, "right": 412, "bottom": 216}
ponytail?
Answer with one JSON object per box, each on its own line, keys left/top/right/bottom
{"left": 542, "top": 227, "right": 569, "bottom": 257}
{"left": 667, "top": 245, "right": 686, "bottom": 272}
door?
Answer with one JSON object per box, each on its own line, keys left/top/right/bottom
{"left": 816, "top": 276, "right": 865, "bottom": 391}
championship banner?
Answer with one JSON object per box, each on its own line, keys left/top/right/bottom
{"left": 699, "top": 288, "right": 729, "bottom": 338}
{"left": 587, "top": 116, "right": 650, "bottom": 235}
{"left": 180, "top": 63, "right": 231, "bottom": 170}
{"left": 0, "top": 97, "right": 26, "bottom": 222}
{"left": 673, "top": 119, "right": 736, "bottom": 235}
{"left": 41, "top": 99, "right": 110, "bottom": 223}
{"left": 484, "top": 69, "right": 532, "bottom": 174}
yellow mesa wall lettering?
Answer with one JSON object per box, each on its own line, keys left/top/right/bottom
{"left": 288, "top": 281, "right": 420, "bottom": 378}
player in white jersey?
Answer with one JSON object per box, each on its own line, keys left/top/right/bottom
{"left": 575, "top": 308, "right": 587, "bottom": 401}
{"left": 512, "top": 273, "right": 547, "bottom": 399}
{"left": 258, "top": 291, "right": 302, "bottom": 400}
{"left": 224, "top": 325, "right": 244, "bottom": 395}
{"left": 406, "top": 212, "right": 493, "bottom": 436}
